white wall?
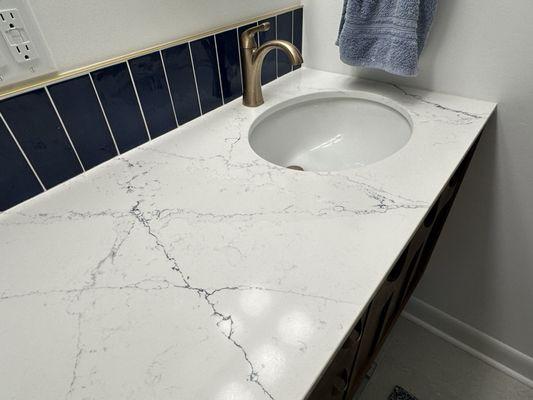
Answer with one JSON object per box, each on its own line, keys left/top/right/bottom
{"left": 30, "top": 0, "right": 300, "bottom": 71}
{"left": 302, "top": 0, "right": 533, "bottom": 358}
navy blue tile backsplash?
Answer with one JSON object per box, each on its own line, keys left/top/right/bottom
{"left": 277, "top": 12, "right": 293, "bottom": 77}
{"left": 0, "top": 89, "right": 83, "bottom": 188}
{"left": 258, "top": 17, "right": 278, "bottom": 85}
{"left": 129, "top": 52, "right": 178, "bottom": 138}
{"left": 190, "top": 36, "right": 224, "bottom": 114}
{"left": 48, "top": 75, "right": 118, "bottom": 169}
{"left": 293, "top": 8, "right": 303, "bottom": 70}
{"left": 161, "top": 43, "right": 202, "bottom": 125}
{"left": 91, "top": 63, "right": 150, "bottom": 153}
{"left": 216, "top": 29, "right": 242, "bottom": 103}
{"left": 0, "top": 118, "right": 43, "bottom": 210}
{"left": 0, "top": 7, "right": 303, "bottom": 211}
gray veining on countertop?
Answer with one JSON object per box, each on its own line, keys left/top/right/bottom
{"left": 0, "top": 68, "right": 496, "bottom": 400}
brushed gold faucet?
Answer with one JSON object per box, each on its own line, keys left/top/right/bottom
{"left": 240, "top": 22, "right": 303, "bottom": 107}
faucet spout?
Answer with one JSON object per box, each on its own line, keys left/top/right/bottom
{"left": 240, "top": 25, "right": 303, "bottom": 107}
{"left": 255, "top": 40, "right": 304, "bottom": 67}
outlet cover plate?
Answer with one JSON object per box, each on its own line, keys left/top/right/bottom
{"left": 0, "top": 0, "right": 56, "bottom": 89}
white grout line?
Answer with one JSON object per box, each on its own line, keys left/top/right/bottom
{"left": 0, "top": 112, "right": 46, "bottom": 191}
{"left": 88, "top": 73, "right": 120, "bottom": 155}
{"left": 188, "top": 42, "right": 204, "bottom": 115}
{"left": 236, "top": 28, "right": 244, "bottom": 93}
{"left": 126, "top": 60, "right": 152, "bottom": 141}
{"left": 159, "top": 50, "right": 179, "bottom": 128}
{"left": 275, "top": 15, "right": 279, "bottom": 78}
{"left": 45, "top": 87, "right": 86, "bottom": 172}
{"left": 213, "top": 35, "right": 225, "bottom": 104}
{"left": 256, "top": 21, "right": 261, "bottom": 46}
{"left": 291, "top": 11, "right": 295, "bottom": 72}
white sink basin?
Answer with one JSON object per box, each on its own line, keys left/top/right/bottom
{"left": 248, "top": 92, "right": 413, "bottom": 172}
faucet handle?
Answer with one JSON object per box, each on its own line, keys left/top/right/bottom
{"left": 241, "top": 22, "right": 271, "bottom": 49}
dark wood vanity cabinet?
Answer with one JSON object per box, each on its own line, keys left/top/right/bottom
{"left": 306, "top": 137, "right": 481, "bottom": 400}
{"left": 307, "top": 317, "right": 365, "bottom": 400}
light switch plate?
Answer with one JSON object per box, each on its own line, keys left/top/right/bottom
{"left": 0, "top": 0, "right": 56, "bottom": 89}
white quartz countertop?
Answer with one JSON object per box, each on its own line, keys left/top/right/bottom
{"left": 0, "top": 69, "right": 496, "bottom": 400}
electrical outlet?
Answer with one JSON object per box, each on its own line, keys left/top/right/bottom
{"left": 0, "top": 8, "right": 38, "bottom": 63}
{"left": 0, "top": 0, "right": 55, "bottom": 88}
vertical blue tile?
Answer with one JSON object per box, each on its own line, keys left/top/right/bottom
{"left": 190, "top": 36, "right": 223, "bottom": 114}
{"left": 0, "top": 89, "right": 83, "bottom": 188}
{"left": 129, "top": 52, "right": 177, "bottom": 138}
{"left": 0, "top": 119, "right": 43, "bottom": 210}
{"left": 258, "top": 17, "right": 277, "bottom": 84}
{"left": 277, "top": 12, "right": 293, "bottom": 77}
{"left": 216, "top": 29, "right": 242, "bottom": 103}
{"left": 91, "top": 63, "right": 149, "bottom": 153}
{"left": 293, "top": 8, "right": 303, "bottom": 70}
{"left": 162, "top": 43, "right": 202, "bottom": 125}
{"left": 48, "top": 75, "right": 117, "bottom": 170}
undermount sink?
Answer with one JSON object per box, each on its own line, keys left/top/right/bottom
{"left": 248, "top": 92, "right": 413, "bottom": 172}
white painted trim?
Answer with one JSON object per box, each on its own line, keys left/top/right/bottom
{"left": 45, "top": 87, "right": 86, "bottom": 172}
{"left": 159, "top": 50, "right": 179, "bottom": 128}
{"left": 88, "top": 73, "right": 120, "bottom": 155}
{"left": 126, "top": 60, "right": 151, "bottom": 140}
{"left": 0, "top": 113, "right": 46, "bottom": 191}
{"left": 188, "top": 42, "right": 203, "bottom": 115}
{"left": 213, "top": 35, "right": 225, "bottom": 104}
{"left": 403, "top": 297, "right": 533, "bottom": 388}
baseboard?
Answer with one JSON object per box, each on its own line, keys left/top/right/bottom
{"left": 402, "top": 297, "right": 533, "bottom": 388}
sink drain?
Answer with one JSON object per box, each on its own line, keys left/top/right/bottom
{"left": 287, "top": 165, "right": 305, "bottom": 171}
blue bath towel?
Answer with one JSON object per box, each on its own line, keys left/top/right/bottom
{"left": 337, "top": 0, "right": 438, "bottom": 76}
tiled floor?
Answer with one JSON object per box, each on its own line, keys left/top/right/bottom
{"left": 356, "top": 317, "right": 533, "bottom": 400}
